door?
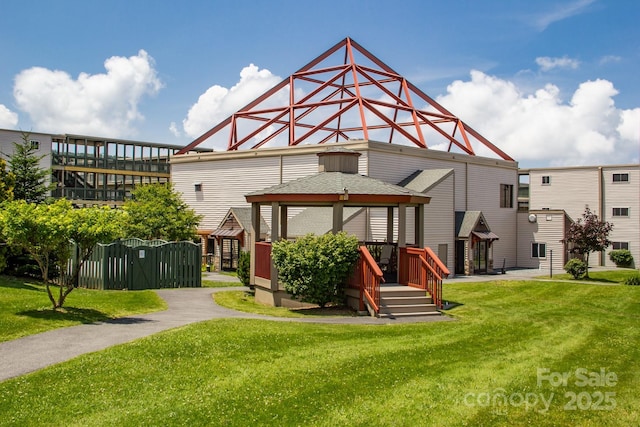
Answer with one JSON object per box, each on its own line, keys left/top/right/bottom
{"left": 474, "top": 241, "right": 487, "bottom": 274}
{"left": 455, "top": 240, "right": 465, "bottom": 274}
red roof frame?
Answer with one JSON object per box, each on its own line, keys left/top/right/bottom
{"left": 177, "top": 37, "right": 513, "bottom": 161}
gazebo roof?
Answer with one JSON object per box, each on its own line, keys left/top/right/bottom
{"left": 245, "top": 171, "right": 431, "bottom": 206}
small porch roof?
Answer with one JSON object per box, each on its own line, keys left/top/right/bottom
{"left": 455, "top": 211, "right": 499, "bottom": 240}
{"left": 211, "top": 207, "right": 269, "bottom": 239}
{"left": 245, "top": 172, "right": 431, "bottom": 206}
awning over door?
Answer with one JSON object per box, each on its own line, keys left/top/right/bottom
{"left": 211, "top": 228, "right": 243, "bottom": 238}
{"left": 471, "top": 231, "right": 500, "bottom": 241}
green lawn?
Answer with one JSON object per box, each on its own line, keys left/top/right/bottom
{"left": 214, "top": 290, "right": 357, "bottom": 318}
{"left": 543, "top": 268, "right": 639, "bottom": 283}
{"left": 0, "top": 275, "right": 166, "bottom": 342}
{"left": 1, "top": 279, "right": 638, "bottom": 426}
{"left": 201, "top": 279, "right": 244, "bottom": 288}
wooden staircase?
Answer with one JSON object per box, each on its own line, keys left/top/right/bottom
{"left": 377, "top": 283, "right": 440, "bottom": 318}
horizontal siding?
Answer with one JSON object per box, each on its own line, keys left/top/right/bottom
{"left": 281, "top": 154, "right": 320, "bottom": 182}
{"left": 0, "top": 129, "right": 53, "bottom": 177}
{"left": 529, "top": 169, "right": 600, "bottom": 219}
{"left": 528, "top": 165, "right": 640, "bottom": 267}
{"left": 424, "top": 175, "right": 455, "bottom": 273}
{"left": 467, "top": 164, "right": 518, "bottom": 269}
{"left": 172, "top": 156, "right": 281, "bottom": 231}
{"left": 344, "top": 208, "right": 367, "bottom": 239}
{"left": 517, "top": 212, "right": 566, "bottom": 272}
{"left": 602, "top": 166, "right": 640, "bottom": 267}
{"left": 366, "top": 149, "right": 468, "bottom": 209}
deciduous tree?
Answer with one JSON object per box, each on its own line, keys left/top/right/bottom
{"left": 0, "top": 199, "right": 124, "bottom": 309}
{"left": 562, "top": 207, "right": 613, "bottom": 278}
{"left": 122, "top": 183, "right": 202, "bottom": 241}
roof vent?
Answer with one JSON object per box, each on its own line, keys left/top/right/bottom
{"left": 317, "top": 147, "right": 361, "bottom": 174}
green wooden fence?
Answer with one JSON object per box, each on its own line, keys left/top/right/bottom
{"left": 75, "top": 239, "right": 201, "bottom": 290}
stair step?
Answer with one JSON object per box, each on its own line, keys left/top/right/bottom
{"left": 380, "top": 296, "right": 433, "bottom": 305}
{"left": 379, "top": 303, "right": 439, "bottom": 314}
{"left": 378, "top": 311, "right": 441, "bottom": 318}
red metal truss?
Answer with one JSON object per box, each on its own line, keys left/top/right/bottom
{"left": 177, "top": 38, "right": 514, "bottom": 161}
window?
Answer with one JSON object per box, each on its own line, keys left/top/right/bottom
{"left": 532, "top": 242, "right": 546, "bottom": 258}
{"left": 612, "top": 207, "right": 629, "bottom": 217}
{"left": 29, "top": 140, "right": 40, "bottom": 150}
{"left": 612, "top": 242, "right": 629, "bottom": 250}
{"left": 500, "top": 184, "right": 513, "bottom": 208}
{"left": 613, "top": 173, "right": 629, "bottom": 183}
{"left": 542, "top": 175, "right": 551, "bottom": 185}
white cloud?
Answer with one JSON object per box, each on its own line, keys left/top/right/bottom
{"left": 169, "top": 121, "right": 181, "bottom": 137}
{"left": 181, "top": 64, "right": 283, "bottom": 144}
{"left": 532, "top": 0, "right": 596, "bottom": 31}
{"left": 0, "top": 104, "right": 18, "bottom": 128}
{"left": 13, "top": 50, "right": 162, "bottom": 137}
{"left": 436, "top": 71, "right": 639, "bottom": 167}
{"left": 536, "top": 56, "right": 580, "bottom": 72}
{"left": 599, "top": 55, "right": 622, "bottom": 65}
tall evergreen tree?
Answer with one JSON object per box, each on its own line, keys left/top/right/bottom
{"left": 0, "top": 157, "right": 15, "bottom": 202}
{"left": 8, "top": 132, "right": 52, "bottom": 203}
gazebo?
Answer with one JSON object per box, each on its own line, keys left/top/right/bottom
{"left": 245, "top": 148, "right": 447, "bottom": 313}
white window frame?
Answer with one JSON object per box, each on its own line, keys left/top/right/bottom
{"left": 542, "top": 175, "right": 551, "bottom": 185}
{"left": 612, "top": 242, "right": 629, "bottom": 250}
{"left": 531, "top": 242, "right": 546, "bottom": 258}
{"left": 612, "top": 207, "right": 629, "bottom": 217}
{"left": 612, "top": 173, "right": 629, "bottom": 183}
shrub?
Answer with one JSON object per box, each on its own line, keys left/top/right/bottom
{"left": 609, "top": 249, "right": 633, "bottom": 268}
{"left": 564, "top": 258, "right": 587, "bottom": 280}
{"left": 271, "top": 232, "right": 360, "bottom": 307}
{"left": 237, "top": 251, "right": 251, "bottom": 288}
{"left": 624, "top": 275, "right": 640, "bottom": 286}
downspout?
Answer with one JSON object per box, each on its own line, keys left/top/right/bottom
{"left": 598, "top": 166, "right": 604, "bottom": 266}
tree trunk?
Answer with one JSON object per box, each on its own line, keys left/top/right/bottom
{"left": 584, "top": 252, "right": 590, "bottom": 278}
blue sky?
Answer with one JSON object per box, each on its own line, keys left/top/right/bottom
{"left": 1, "top": 0, "right": 638, "bottom": 168}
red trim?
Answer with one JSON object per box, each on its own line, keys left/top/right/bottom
{"left": 176, "top": 37, "right": 514, "bottom": 161}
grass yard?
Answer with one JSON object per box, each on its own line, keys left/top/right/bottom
{"left": 214, "top": 290, "right": 357, "bottom": 318}
{"left": 0, "top": 275, "right": 166, "bottom": 342}
{"left": 0, "top": 279, "right": 638, "bottom": 426}
{"left": 201, "top": 280, "right": 244, "bottom": 288}
{"left": 543, "top": 268, "right": 639, "bottom": 284}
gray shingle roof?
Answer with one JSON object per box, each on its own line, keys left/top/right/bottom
{"left": 399, "top": 169, "right": 454, "bottom": 192}
{"left": 246, "top": 172, "right": 428, "bottom": 198}
{"left": 217, "top": 207, "right": 269, "bottom": 233}
{"left": 455, "top": 211, "right": 493, "bottom": 238}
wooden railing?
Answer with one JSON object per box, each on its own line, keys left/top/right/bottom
{"left": 402, "top": 247, "right": 449, "bottom": 309}
{"left": 349, "top": 246, "right": 384, "bottom": 314}
{"left": 255, "top": 242, "right": 271, "bottom": 280}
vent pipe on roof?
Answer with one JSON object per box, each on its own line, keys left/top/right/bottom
{"left": 317, "top": 147, "right": 361, "bottom": 174}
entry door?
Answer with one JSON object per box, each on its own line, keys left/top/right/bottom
{"left": 455, "top": 241, "right": 465, "bottom": 274}
{"left": 474, "top": 241, "right": 487, "bottom": 273}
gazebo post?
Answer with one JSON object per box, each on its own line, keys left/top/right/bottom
{"left": 270, "top": 202, "right": 280, "bottom": 292}
{"left": 332, "top": 202, "right": 344, "bottom": 233}
{"left": 280, "top": 205, "right": 288, "bottom": 240}
{"left": 398, "top": 204, "right": 407, "bottom": 248}
{"left": 249, "top": 202, "right": 261, "bottom": 286}
{"left": 415, "top": 204, "right": 425, "bottom": 248}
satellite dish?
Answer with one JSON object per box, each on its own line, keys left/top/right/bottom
{"left": 528, "top": 214, "right": 537, "bottom": 223}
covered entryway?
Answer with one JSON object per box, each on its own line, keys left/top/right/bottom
{"left": 455, "top": 211, "right": 499, "bottom": 275}
{"left": 210, "top": 207, "right": 269, "bottom": 271}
